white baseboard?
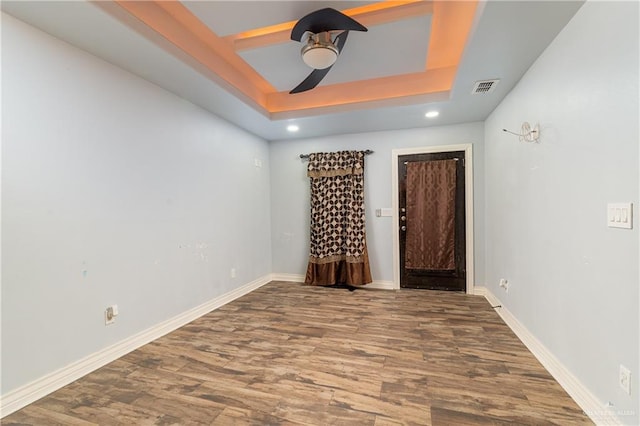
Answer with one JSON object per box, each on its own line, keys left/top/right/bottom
{"left": 365, "top": 280, "right": 396, "bottom": 290}
{"left": 270, "top": 273, "right": 305, "bottom": 282}
{"left": 271, "top": 273, "right": 395, "bottom": 290}
{"left": 472, "top": 286, "right": 488, "bottom": 297}
{"left": 474, "top": 286, "right": 621, "bottom": 426}
{"left": 0, "top": 274, "right": 272, "bottom": 418}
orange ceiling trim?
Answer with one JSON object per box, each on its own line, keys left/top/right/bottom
{"left": 266, "top": 67, "right": 456, "bottom": 118}
{"left": 350, "top": 0, "right": 433, "bottom": 28}
{"left": 223, "top": 20, "right": 296, "bottom": 52}
{"left": 426, "top": 1, "right": 478, "bottom": 70}
{"left": 225, "top": 0, "right": 433, "bottom": 52}
{"left": 113, "top": 1, "right": 274, "bottom": 109}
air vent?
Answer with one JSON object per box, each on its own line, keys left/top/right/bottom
{"left": 472, "top": 79, "right": 499, "bottom": 94}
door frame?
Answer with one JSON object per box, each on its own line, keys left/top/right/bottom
{"left": 391, "top": 144, "right": 475, "bottom": 293}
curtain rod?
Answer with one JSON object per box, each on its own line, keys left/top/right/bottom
{"left": 299, "top": 150, "right": 374, "bottom": 159}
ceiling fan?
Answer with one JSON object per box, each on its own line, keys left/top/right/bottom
{"left": 289, "top": 8, "right": 367, "bottom": 94}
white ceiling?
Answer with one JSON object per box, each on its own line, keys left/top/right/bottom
{"left": 1, "top": 1, "right": 585, "bottom": 141}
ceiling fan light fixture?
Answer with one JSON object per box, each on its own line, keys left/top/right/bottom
{"left": 301, "top": 32, "right": 338, "bottom": 69}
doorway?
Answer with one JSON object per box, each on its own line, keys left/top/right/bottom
{"left": 391, "top": 145, "right": 474, "bottom": 293}
{"left": 398, "top": 151, "right": 465, "bottom": 290}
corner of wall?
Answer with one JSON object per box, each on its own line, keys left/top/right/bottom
{"left": 475, "top": 287, "right": 623, "bottom": 426}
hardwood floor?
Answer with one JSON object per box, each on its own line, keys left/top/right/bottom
{"left": 3, "top": 281, "right": 592, "bottom": 425}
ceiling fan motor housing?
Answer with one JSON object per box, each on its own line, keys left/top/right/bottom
{"left": 301, "top": 32, "right": 338, "bottom": 69}
{"left": 289, "top": 8, "right": 367, "bottom": 93}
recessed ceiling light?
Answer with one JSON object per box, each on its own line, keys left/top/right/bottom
{"left": 425, "top": 111, "right": 439, "bottom": 118}
{"left": 287, "top": 124, "right": 299, "bottom": 132}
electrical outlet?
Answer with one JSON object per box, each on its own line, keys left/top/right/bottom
{"left": 619, "top": 365, "right": 631, "bottom": 395}
{"left": 499, "top": 278, "right": 509, "bottom": 292}
{"left": 105, "top": 304, "right": 119, "bottom": 325}
{"left": 230, "top": 268, "right": 236, "bottom": 279}
{"left": 105, "top": 306, "right": 115, "bottom": 325}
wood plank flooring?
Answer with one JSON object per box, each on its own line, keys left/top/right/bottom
{"left": 3, "top": 281, "right": 592, "bottom": 425}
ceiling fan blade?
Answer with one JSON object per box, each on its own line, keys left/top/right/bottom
{"left": 334, "top": 29, "right": 349, "bottom": 51}
{"left": 290, "top": 32, "right": 349, "bottom": 94}
{"left": 290, "top": 8, "right": 367, "bottom": 42}
{"left": 290, "top": 68, "right": 331, "bottom": 94}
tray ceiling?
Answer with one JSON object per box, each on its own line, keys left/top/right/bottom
{"left": 1, "top": 1, "right": 585, "bottom": 140}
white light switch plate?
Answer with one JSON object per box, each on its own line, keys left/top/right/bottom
{"left": 607, "top": 203, "right": 632, "bottom": 229}
{"left": 376, "top": 208, "right": 392, "bottom": 217}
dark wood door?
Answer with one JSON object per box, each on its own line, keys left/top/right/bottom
{"left": 399, "top": 151, "right": 466, "bottom": 291}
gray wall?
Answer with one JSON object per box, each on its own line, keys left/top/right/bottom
{"left": 1, "top": 14, "right": 272, "bottom": 394}
{"left": 484, "top": 1, "right": 639, "bottom": 423}
{"left": 270, "top": 123, "right": 485, "bottom": 285}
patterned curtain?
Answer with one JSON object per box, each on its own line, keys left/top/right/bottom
{"left": 305, "top": 151, "right": 372, "bottom": 286}
{"left": 405, "top": 159, "right": 457, "bottom": 270}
